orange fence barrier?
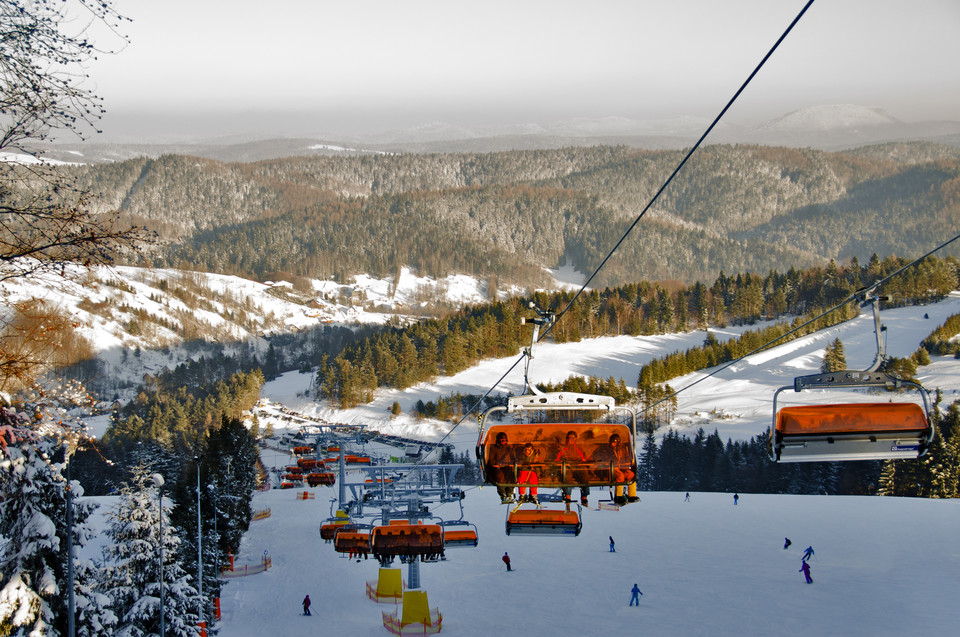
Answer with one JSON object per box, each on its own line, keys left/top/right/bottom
{"left": 252, "top": 508, "right": 271, "bottom": 521}
{"left": 222, "top": 556, "right": 272, "bottom": 579}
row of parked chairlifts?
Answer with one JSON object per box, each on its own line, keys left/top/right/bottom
{"left": 281, "top": 448, "right": 377, "bottom": 488}
{"left": 321, "top": 513, "right": 479, "bottom": 565}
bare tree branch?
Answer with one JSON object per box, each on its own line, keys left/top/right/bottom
{"left": 0, "top": 1, "right": 147, "bottom": 388}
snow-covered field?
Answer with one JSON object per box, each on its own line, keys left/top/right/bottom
{"left": 119, "top": 482, "right": 959, "bottom": 637}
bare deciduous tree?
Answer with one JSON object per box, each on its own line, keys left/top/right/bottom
{"left": 1, "top": 0, "right": 149, "bottom": 385}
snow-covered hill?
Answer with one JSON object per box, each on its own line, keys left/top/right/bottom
{"left": 246, "top": 292, "right": 960, "bottom": 458}
{"left": 753, "top": 104, "right": 902, "bottom": 132}
{"left": 1, "top": 262, "right": 569, "bottom": 392}
{"left": 11, "top": 254, "right": 960, "bottom": 452}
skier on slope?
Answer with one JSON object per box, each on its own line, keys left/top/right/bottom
{"left": 629, "top": 583, "right": 642, "bottom": 606}
{"left": 302, "top": 594, "right": 311, "bottom": 616}
{"left": 502, "top": 552, "right": 512, "bottom": 571}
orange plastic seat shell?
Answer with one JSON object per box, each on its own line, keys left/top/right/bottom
{"left": 442, "top": 530, "right": 478, "bottom": 543}
{"left": 335, "top": 532, "right": 371, "bottom": 552}
{"left": 777, "top": 402, "right": 928, "bottom": 435}
{"left": 371, "top": 524, "right": 444, "bottom": 555}
{"left": 508, "top": 509, "right": 580, "bottom": 526}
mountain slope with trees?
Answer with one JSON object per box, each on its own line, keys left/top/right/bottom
{"left": 63, "top": 143, "right": 960, "bottom": 289}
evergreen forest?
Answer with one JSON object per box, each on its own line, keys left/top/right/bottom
{"left": 63, "top": 142, "right": 960, "bottom": 289}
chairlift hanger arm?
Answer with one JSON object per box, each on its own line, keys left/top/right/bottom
{"left": 520, "top": 302, "right": 555, "bottom": 396}
{"left": 851, "top": 286, "right": 889, "bottom": 373}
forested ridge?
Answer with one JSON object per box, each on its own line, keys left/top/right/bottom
{"left": 65, "top": 142, "right": 960, "bottom": 288}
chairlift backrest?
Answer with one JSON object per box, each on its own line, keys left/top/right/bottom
{"left": 477, "top": 417, "right": 637, "bottom": 489}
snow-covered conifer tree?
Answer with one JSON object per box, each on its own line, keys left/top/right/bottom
{"left": 102, "top": 466, "right": 200, "bottom": 637}
{"left": 1, "top": 390, "right": 117, "bottom": 637}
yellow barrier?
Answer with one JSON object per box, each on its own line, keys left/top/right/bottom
{"left": 382, "top": 590, "right": 442, "bottom": 635}
{"left": 366, "top": 568, "right": 404, "bottom": 603}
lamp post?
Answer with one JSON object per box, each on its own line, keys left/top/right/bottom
{"left": 151, "top": 473, "right": 165, "bottom": 637}
{"left": 195, "top": 457, "right": 203, "bottom": 630}
{"left": 207, "top": 483, "right": 218, "bottom": 577}
{"left": 65, "top": 455, "right": 75, "bottom": 637}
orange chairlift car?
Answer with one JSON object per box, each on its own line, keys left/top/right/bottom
{"left": 370, "top": 520, "right": 444, "bottom": 565}
{"left": 769, "top": 289, "right": 935, "bottom": 463}
{"left": 770, "top": 370, "right": 934, "bottom": 463}
{"left": 441, "top": 521, "right": 479, "bottom": 548}
{"left": 440, "top": 497, "right": 479, "bottom": 548}
{"left": 319, "top": 510, "right": 353, "bottom": 542}
{"left": 334, "top": 524, "right": 372, "bottom": 558}
{"left": 297, "top": 457, "right": 322, "bottom": 471}
{"left": 477, "top": 304, "right": 639, "bottom": 536}
{"left": 306, "top": 471, "right": 336, "bottom": 487}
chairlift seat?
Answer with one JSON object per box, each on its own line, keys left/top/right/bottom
{"left": 334, "top": 531, "right": 371, "bottom": 554}
{"left": 506, "top": 507, "right": 581, "bottom": 536}
{"left": 773, "top": 402, "right": 932, "bottom": 462}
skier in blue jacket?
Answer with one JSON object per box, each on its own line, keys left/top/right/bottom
{"left": 629, "top": 584, "right": 642, "bottom": 606}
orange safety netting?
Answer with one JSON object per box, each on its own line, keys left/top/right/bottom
{"left": 221, "top": 556, "right": 271, "bottom": 578}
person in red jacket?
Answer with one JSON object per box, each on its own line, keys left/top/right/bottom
{"left": 556, "top": 430, "right": 590, "bottom": 506}
{"left": 502, "top": 552, "right": 512, "bottom": 571}
{"left": 516, "top": 443, "right": 540, "bottom": 504}
{"left": 302, "top": 594, "right": 311, "bottom": 615}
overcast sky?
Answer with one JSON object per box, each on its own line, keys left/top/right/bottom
{"left": 86, "top": 0, "right": 960, "bottom": 142}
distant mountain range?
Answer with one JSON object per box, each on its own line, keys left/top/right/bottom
{"left": 38, "top": 104, "right": 960, "bottom": 164}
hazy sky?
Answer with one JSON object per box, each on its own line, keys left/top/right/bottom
{"left": 85, "top": 0, "right": 960, "bottom": 141}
